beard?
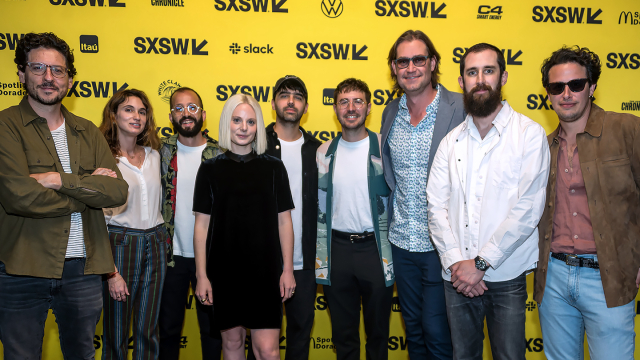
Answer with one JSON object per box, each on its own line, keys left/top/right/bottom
{"left": 25, "top": 77, "right": 66, "bottom": 106}
{"left": 463, "top": 82, "right": 503, "bottom": 118}
{"left": 275, "top": 104, "right": 304, "bottom": 124}
{"left": 171, "top": 114, "right": 204, "bottom": 138}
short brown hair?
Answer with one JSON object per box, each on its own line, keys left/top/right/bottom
{"left": 15, "top": 32, "right": 77, "bottom": 78}
{"left": 99, "top": 89, "right": 161, "bottom": 161}
{"left": 387, "top": 30, "right": 440, "bottom": 94}
{"left": 333, "top": 78, "right": 371, "bottom": 104}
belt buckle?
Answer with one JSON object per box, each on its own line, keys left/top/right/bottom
{"left": 565, "top": 254, "right": 580, "bottom": 267}
{"left": 350, "top": 234, "right": 360, "bottom": 243}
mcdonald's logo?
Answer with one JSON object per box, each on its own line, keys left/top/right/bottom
{"left": 321, "top": 0, "right": 343, "bottom": 18}
{"left": 618, "top": 11, "right": 639, "bottom": 25}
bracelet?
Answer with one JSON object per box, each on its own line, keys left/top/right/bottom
{"left": 107, "top": 270, "right": 119, "bottom": 280}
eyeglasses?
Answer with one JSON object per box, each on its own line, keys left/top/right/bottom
{"left": 393, "top": 55, "right": 430, "bottom": 69}
{"left": 546, "top": 78, "right": 589, "bottom": 95}
{"left": 26, "top": 62, "right": 68, "bottom": 78}
{"left": 171, "top": 103, "right": 201, "bottom": 115}
{"left": 337, "top": 98, "right": 367, "bottom": 109}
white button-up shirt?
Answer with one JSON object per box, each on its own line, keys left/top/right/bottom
{"left": 427, "top": 101, "right": 550, "bottom": 282}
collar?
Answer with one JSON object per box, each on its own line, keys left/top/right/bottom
{"left": 325, "top": 128, "right": 380, "bottom": 158}
{"left": 266, "top": 122, "right": 311, "bottom": 141}
{"left": 19, "top": 96, "right": 85, "bottom": 131}
{"left": 398, "top": 83, "right": 441, "bottom": 114}
{"left": 163, "top": 130, "right": 216, "bottom": 146}
{"left": 550, "top": 102, "right": 605, "bottom": 143}
{"left": 460, "top": 100, "right": 511, "bottom": 135}
{"left": 226, "top": 150, "right": 257, "bottom": 163}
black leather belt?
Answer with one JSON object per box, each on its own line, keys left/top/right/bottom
{"left": 332, "top": 229, "right": 375, "bottom": 243}
{"left": 551, "top": 253, "right": 599, "bottom": 269}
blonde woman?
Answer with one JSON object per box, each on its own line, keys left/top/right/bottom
{"left": 99, "top": 89, "right": 167, "bottom": 360}
{"left": 194, "top": 94, "right": 295, "bottom": 360}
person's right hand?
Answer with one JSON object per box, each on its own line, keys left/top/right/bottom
{"left": 108, "top": 272, "right": 130, "bottom": 302}
{"left": 92, "top": 168, "right": 117, "bottom": 178}
{"left": 195, "top": 276, "right": 213, "bottom": 306}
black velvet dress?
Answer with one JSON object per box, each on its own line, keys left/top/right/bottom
{"left": 193, "top": 151, "right": 293, "bottom": 331}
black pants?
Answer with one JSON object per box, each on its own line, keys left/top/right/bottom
{"left": 323, "top": 231, "right": 394, "bottom": 360}
{"left": 158, "top": 255, "right": 222, "bottom": 360}
{"left": 247, "top": 269, "right": 317, "bottom": 360}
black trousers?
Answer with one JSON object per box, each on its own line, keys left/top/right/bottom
{"left": 323, "top": 232, "right": 394, "bottom": 360}
{"left": 158, "top": 255, "right": 222, "bottom": 360}
{"left": 247, "top": 269, "right": 317, "bottom": 360}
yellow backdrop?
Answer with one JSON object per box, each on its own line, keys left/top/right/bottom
{"left": 1, "top": 0, "right": 639, "bottom": 359}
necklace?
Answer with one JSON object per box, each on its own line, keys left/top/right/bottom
{"left": 123, "top": 146, "right": 144, "bottom": 168}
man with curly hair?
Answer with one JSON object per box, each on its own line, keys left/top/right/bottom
{"left": 0, "top": 32, "right": 128, "bottom": 359}
{"left": 534, "top": 46, "right": 640, "bottom": 359}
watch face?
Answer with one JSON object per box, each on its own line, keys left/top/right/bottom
{"left": 475, "top": 257, "right": 488, "bottom": 271}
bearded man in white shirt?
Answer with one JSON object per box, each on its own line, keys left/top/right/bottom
{"left": 426, "top": 43, "right": 550, "bottom": 360}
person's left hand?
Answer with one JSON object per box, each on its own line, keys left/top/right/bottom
{"left": 30, "top": 172, "right": 62, "bottom": 190}
{"left": 280, "top": 270, "right": 296, "bottom": 302}
{"left": 92, "top": 168, "right": 117, "bottom": 178}
{"left": 451, "top": 259, "right": 486, "bottom": 296}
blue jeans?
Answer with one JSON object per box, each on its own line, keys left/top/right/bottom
{"left": 0, "top": 258, "right": 103, "bottom": 360}
{"left": 539, "top": 254, "right": 636, "bottom": 360}
{"left": 391, "top": 244, "right": 452, "bottom": 360}
{"left": 444, "top": 272, "right": 528, "bottom": 360}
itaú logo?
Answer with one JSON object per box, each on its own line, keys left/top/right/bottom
{"left": 321, "top": 0, "right": 343, "bottom": 18}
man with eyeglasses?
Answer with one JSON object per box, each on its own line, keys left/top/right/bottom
{"left": 158, "top": 87, "right": 223, "bottom": 360}
{"left": 316, "top": 78, "right": 394, "bottom": 360}
{"left": 427, "top": 43, "right": 550, "bottom": 360}
{"left": 0, "top": 32, "right": 128, "bottom": 359}
{"left": 380, "top": 30, "right": 464, "bottom": 359}
{"left": 534, "top": 46, "right": 640, "bottom": 360}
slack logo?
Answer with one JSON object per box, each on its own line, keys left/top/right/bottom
{"left": 229, "top": 43, "right": 274, "bottom": 54}
{"left": 80, "top": 35, "right": 98, "bottom": 53}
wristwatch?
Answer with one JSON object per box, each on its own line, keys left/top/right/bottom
{"left": 475, "top": 256, "right": 490, "bottom": 271}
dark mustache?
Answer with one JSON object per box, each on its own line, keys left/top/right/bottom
{"left": 179, "top": 116, "right": 197, "bottom": 123}
{"left": 471, "top": 83, "right": 493, "bottom": 93}
{"left": 38, "top": 80, "right": 58, "bottom": 89}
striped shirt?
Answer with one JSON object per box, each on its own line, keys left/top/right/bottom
{"left": 51, "top": 121, "right": 86, "bottom": 258}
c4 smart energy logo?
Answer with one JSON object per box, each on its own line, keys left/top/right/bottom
{"left": 619, "top": 11, "right": 639, "bottom": 25}
{"left": 606, "top": 53, "right": 640, "bottom": 69}
{"left": 374, "top": 1, "right": 446, "bottom": 19}
{"left": 50, "top": 0, "right": 125, "bottom": 7}
{"left": 134, "top": 37, "right": 208, "bottom": 55}
{"left": 80, "top": 35, "right": 98, "bottom": 53}
{"left": 0, "top": 33, "right": 24, "bottom": 51}
{"left": 214, "top": 0, "right": 287, "bottom": 13}
{"left": 229, "top": 43, "right": 274, "bottom": 54}
{"left": 531, "top": 6, "right": 602, "bottom": 24}
{"left": 296, "top": 43, "right": 368, "bottom": 60}
{"left": 477, "top": 5, "right": 502, "bottom": 20}
{"left": 321, "top": 0, "right": 343, "bottom": 18}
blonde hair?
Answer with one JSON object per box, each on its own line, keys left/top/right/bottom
{"left": 218, "top": 94, "right": 267, "bottom": 155}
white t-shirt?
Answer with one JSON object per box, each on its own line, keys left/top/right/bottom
{"left": 279, "top": 132, "right": 304, "bottom": 270}
{"left": 50, "top": 120, "right": 85, "bottom": 258}
{"left": 104, "top": 147, "right": 164, "bottom": 230}
{"left": 173, "top": 140, "right": 207, "bottom": 258}
{"left": 331, "top": 137, "right": 374, "bottom": 233}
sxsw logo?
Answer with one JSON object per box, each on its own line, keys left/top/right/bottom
{"left": 0, "top": 33, "right": 24, "bottom": 51}
{"left": 531, "top": 6, "right": 602, "bottom": 24}
{"left": 322, "top": 0, "right": 343, "bottom": 18}
{"left": 527, "top": 94, "right": 554, "bottom": 111}
{"left": 621, "top": 101, "right": 640, "bottom": 111}
{"left": 606, "top": 53, "right": 640, "bottom": 69}
{"left": 527, "top": 338, "right": 544, "bottom": 352}
{"left": 228, "top": 42, "right": 274, "bottom": 54}
{"left": 80, "top": 35, "right": 98, "bottom": 53}
{"left": 323, "top": 88, "right": 399, "bottom": 106}
{"left": 315, "top": 295, "right": 328, "bottom": 310}
{"left": 388, "top": 336, "right": 408, "bottom": 350}
{"left": 453, "top": 47, "right": 523, "bottom": 66}
{"left": 619, "top": 11, "right": 639, "bottom": 25}
{"left": 50, "top": 0, "right": 125, "bottom": 7}
{"left": 133, "top": 37, "right": 208, "bottom": 55}
{"left": 477, "top": 5, "right": 502, "bottom": 20}
{"left": 296, "top": 43, "right": 368, "bottom": 60}
{"left": 67, "top": 81, "right": 129, "bottom": 98}
{"left": 214, "top": 0, "right": 287, "bottom": 13}
{"left": 216, "top": 85, "right": 273, "bottom": 102}
{"left": 374, "top": 1, "right": 446, "bottom": 18}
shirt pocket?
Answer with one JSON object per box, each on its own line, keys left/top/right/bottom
{"left": 25, "top": 150, "right": 55, "bottom": 172}
{"left": 79, "top": 152, "right": 97, "bottom": 175}
{"left": 599, "top": 156, "right": 633, "bottom": 198}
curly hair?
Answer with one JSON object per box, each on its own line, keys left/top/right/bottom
{"left": 387, "top": 30, "right": 440, "bottom": 95}
{"left": 333, "top": 78, "right": 371, "bottom": 104}
{"left": 541, "top": 45, "right": 601, "bottom": 89}
{"left": 99, "top": 89, "right": 161, "bottom": 161}
{"left": 14, "top": 32, "right": 77, "bottom": 78}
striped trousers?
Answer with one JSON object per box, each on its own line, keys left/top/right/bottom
{"left": 103, "top": 225, "right": 168, "bottom": 360}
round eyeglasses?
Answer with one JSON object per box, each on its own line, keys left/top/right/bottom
{"left": 26, "top": 62, "right": 68, "bottom": 78}
{"left": 171, "top": 103, "right": 201, "bottom": 115}
{"left": 337, "top": 98, "right": 367, "bottom": 109}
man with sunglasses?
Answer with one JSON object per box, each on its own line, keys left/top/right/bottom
{"left": 316, "top": 78, "right": 394, "bottom": 360}
{"left": 159, "top": 87, "right": 223, "bottom": 360}
{"left": 534, "top": 46, "right": 640, "bottom": 360}
{"left": 427, "top": 43, "right": 550, "bottom": 360}
{"left": 380, "top": 30, "right": 464, "bottom": 359}
{"left": 0, "top": 33, "right": 128, "bottom": 359}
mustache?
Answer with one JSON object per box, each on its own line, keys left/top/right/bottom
{"left": 178, "top": 115, "right": 198, "bottom": 124}
{"left": 471, "top": 83, "right": 493, "bottom": 94}
{"left": 37, "top": 80, "right": 58, "bottom": 89}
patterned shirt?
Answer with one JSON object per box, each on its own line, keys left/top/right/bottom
{"left": 388, "top": 85, "right": 441, "bottom": 252}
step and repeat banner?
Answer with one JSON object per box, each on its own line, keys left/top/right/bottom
{"left": 1, "top": 0, "right": 639, "bottom": 359}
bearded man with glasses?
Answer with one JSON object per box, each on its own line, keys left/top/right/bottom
{"left": 158, "top": 87, "right": 223, "bottom": 360}
{"left": 380, "top": 30, "right": 465, "bottom": 360}
{"left": 534, "top": 46, "right": 640, "bottom": 360}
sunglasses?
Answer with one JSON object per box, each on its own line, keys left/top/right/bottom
{"left": 546, "top": 78, "right": 589, "bottom": 95}
{"left": 394, "top": 55, "right": 430, "bottom": 69}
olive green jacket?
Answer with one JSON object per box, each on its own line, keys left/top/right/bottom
{"left": 0, "top": 97, "right": 128, "bottom": 278}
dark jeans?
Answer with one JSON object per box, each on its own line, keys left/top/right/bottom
{"left": 444, "top": 272, "right": 528, "bottom": 360}
{"left": 391, "top": 244, "right": 452, "bottom": 360}
{"left": 323, "top": 232, "right": 394, "bottom": 360}
{"left": 158, "top": 255, "right": 221, "bottom": 360}
{"left": 247, "top": 269, "right": 317, "bottom": 360}
{"left": 0, "top": 258, "right": 103, "bottom": 360}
